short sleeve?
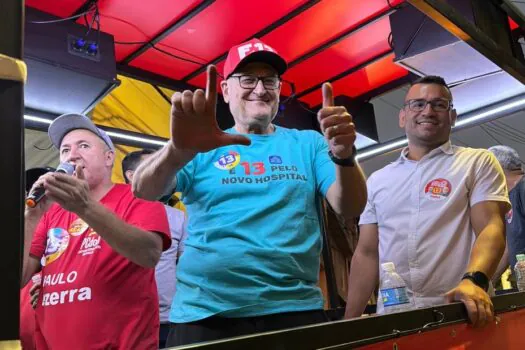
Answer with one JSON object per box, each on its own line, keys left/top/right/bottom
{"left": 126, "top": 198, "right": 172, "bottom": 251}
{"left": 175, "top": 158, "right": 197, "bottom": 197}
{"left": 159, "top": 159, "right": 196, "bottom": 203}
{"left": 359, "top": 175, "right": 378, "bottom": 225}
{"left": 178, "top": 216, "right": 188, "bottom": 258}
{"left": 312, "top": 131, "right": 336, "bottom": 197}
{"left": 165, "top": 206, "right": 187, "bottom": 257}
{"left": 29, "top": 212, "right": 50, "bottom": 259}
{"left": 469, "top": 151, "right": 511, "bottom": 211}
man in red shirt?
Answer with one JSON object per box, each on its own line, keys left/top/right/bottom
{"left": 22, "top": 113, "right": 171, "bottom": 350}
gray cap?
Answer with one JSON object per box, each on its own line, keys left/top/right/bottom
{"left": 488, "top": 145, "right": 523, "bottom": 172}
{"left": 48, "top": 113, "right": 115, "bottom": 151}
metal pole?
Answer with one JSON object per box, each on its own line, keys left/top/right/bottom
{"left": 0, "top": 0, "right": 25, "bottom": 344}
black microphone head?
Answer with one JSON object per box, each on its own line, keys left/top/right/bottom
{"left": 25, "top": 167, "right": 55, "bottom": 192}
{"left": 56, "top": 162, "right": 75, "bottom": 175}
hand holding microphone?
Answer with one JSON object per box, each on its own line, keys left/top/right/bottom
{"left": 26, "top": 162, "right": 75, "bottom": 209}
{"left": 40, "top": 164, "right": 93, "bottom": 215}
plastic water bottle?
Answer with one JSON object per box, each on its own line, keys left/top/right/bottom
{"left": 515, "top": 254, "right": 525, "bottom": 292}
{"left": 379, "top": 262, "right": 413, "bottom": 314}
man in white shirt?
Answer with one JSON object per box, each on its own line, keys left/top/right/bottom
{"left": 344, "top": 76, "right": 510, "bottom": 327}
{"left": 122, "top": 149, "right": 187, "bottom": 348}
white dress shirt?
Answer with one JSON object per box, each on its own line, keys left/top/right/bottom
{"left": 360, "top": 141, "right": 510, "bottom": 312}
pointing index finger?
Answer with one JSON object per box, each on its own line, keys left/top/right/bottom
{"left": 322, "top": 82, "right": 334, "bottom": 108}
{"left": 206, "top": 65, "right": 218, "bottom": 113}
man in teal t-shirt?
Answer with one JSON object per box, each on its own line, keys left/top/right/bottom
{"left": 132, "top": 38, "right": 367, "bottom": 347}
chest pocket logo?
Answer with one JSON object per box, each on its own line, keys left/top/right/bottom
{"left": 424, "top": 178, "right": 452, "bottom": 201}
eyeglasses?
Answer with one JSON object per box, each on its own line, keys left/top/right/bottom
{"left": 404, "top": 98, "right": 453, "bottom": 112}
{"left": 229, "top": 74, "right": 281, "bottom": 90}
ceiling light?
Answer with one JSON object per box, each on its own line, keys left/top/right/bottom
{"left": 24, "top": 114, "right": 168, "bottom": 148}
{"left": 104, "top": 131, "right": 167, "bottom": 147}
{"left": 24, "top": 115, "right": 53, "bottom": 125}
{"left": 454, "top": 97, "right": 525, "bottom": 127}
{"left": 25, "top": 94, "right": 525, "bottom": 157}
{"left": 356, "top": 138, "right": 408, "bottom": 160}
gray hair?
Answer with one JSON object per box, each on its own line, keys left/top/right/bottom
{"left": 488, "top": 145, "right": 523, "bottom": 172}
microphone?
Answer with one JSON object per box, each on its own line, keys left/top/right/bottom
{"left": 26, "top": 162, "right": 75, "bottom": 208}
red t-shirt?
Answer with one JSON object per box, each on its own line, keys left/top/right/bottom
{"left": 30, "top": 184, "right": 170, "bottom": 350}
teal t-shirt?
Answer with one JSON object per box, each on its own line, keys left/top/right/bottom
{"left": 169, "top": 126, "right": 336, "bottom": 322}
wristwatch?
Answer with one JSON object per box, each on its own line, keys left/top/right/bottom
{"left": 329, "top": 146, "right": 357, "bottom": 167}
{"left": 461, "top": 271, "right": 489, "bottom": 292}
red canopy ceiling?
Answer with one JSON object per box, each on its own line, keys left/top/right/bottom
{"left": 26, "top": 0, "right": 410, "bottom": 107}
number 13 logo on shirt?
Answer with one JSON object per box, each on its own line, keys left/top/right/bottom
{"left": 240, "top": 162, "right": 266, "bottom": 175}
{"left": 214, "top": 151, "right": 241, "bottom": 170}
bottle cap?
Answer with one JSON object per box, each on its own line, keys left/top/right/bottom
{"left": 517, "top": 254, "right": 525, "bottom": 262}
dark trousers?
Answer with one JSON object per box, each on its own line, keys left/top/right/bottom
{"left": 159, "top": 323, "right": 170, "bottom": 349}
{"left": 166, "top": 309, "right": 328, "bottom": 347}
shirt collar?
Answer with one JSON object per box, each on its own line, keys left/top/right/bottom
{"left": 397, "top": 140, "right": 454, "bottom": 163}
{"left": 435, "top": 140, "right": 454, "bottom": 155}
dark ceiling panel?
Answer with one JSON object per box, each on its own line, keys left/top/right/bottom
{"left": 130, "top": 0, "right": 308, "bottom": 79}
{"left": 26, "top": 0, "right": 86, "bottom": 17}
{"left": 299, "top": 53, "right": 409, "bottom": 106}
{"left": 129, "top": 43, "right": 206, "bottom": 81}
{"left": 188, "top": 61, "right": 226, "bottom": 87}
{"left": 76, "top": 0, "right": 205, "bottom": 62}
{"left": 185, "top": 0, "right": 403, "bottom": 96}
{"left": 259, "top": 0, "right": 404, "bottom": 63}
{"left": 25, "top": 0, "right": 411, "bottom": 110}
{"left": 282, "top": 17, "right": 393, "bottom": 94}
{"left": 182, "top": 0, "right": 321, "bottom": 82}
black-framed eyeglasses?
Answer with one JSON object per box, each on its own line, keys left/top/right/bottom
{"left": 229, "top": 74, "right": 282, "bottom": 90}
{"left": 404, "top": 98, "right": 453, "bottom": 112}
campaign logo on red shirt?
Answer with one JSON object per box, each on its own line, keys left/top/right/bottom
{"left": 41, "top": 228, "right": 69, "bottom": 266}
{"left": 78, "top": 230, "right": 102, "bottom": 256}
{"left": 506, "top": 208, "right": 513, "bottom": 224}
{"left": 424, "top": 178, "right": 452, "bottom": 201}
{"left": 68, "top": 218, "right": 89, "bottom": 237}
{"left": 214, "top": 151, "right": 240, "bottom": 170}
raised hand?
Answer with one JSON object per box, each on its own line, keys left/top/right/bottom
{"left": 317, "top": 83, "right": 356, "bottom": 159}
{"left": 170, "top": 65, "right": 251, "bottom": 153}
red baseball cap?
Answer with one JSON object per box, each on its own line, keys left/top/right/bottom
{"left": 223, "top": 38, "right": 287, "bottom": 78}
